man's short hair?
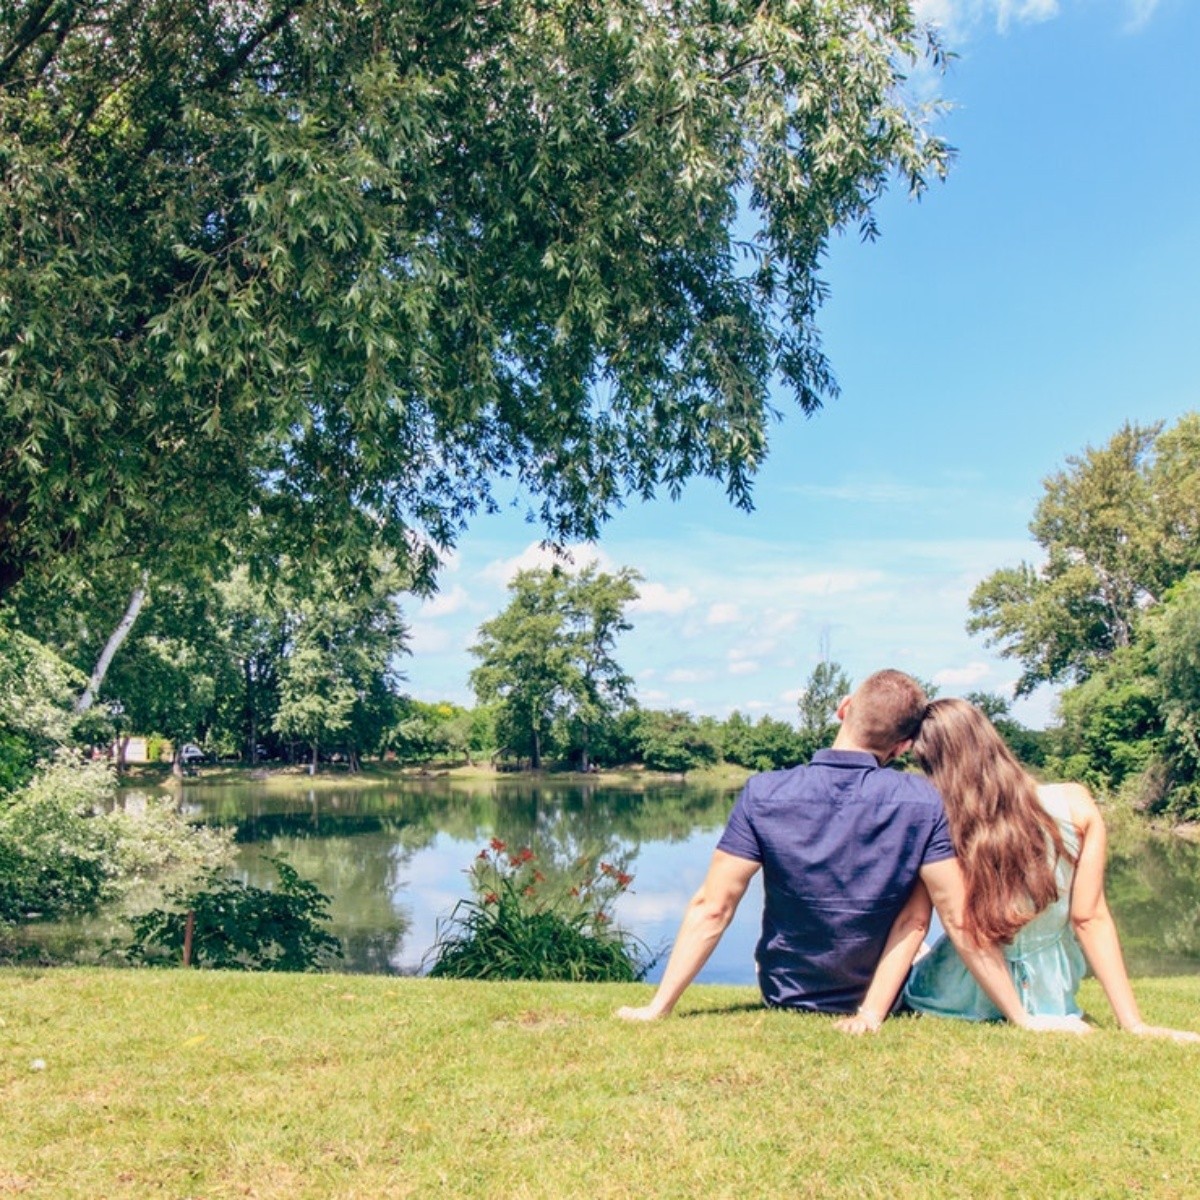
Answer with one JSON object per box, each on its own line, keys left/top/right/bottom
{"left": 845, "top": 669, "right": 928, "bottom": 755}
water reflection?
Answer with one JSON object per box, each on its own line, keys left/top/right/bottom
{"left": 162, "top": 779, "right": 1200, "bottom": 983}
{"left": 1106, "top": 830, "right": 1200, "bottom": 976}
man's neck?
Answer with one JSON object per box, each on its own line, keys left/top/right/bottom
{"left": 830, "top": 730, "right": 884, "bottom": 764}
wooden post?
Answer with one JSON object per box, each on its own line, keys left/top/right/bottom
{"left": 183, "top": 910, "right": 195, "bottom": 967}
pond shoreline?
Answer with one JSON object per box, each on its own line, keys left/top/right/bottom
{"left": 119, "top": 759, "right": 755, "bottom": 792}
{"left": 119, "top": 759, "right": 1200, "bottom": 841}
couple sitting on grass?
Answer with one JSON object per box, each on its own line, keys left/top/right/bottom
{"left": 618, "top": 669, "right": 1198, "bottom": 1041}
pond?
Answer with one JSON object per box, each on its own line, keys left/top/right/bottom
{"left": 141, "top": 777, "right": 1200, "bottom": 983}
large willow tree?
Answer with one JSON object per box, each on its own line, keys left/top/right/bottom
{"left": 1, "top": 1, "right": 949, "bottom": 597}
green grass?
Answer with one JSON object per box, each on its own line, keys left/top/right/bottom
{"left": 2, "top": 972, "right": 1199, "bottom": 1198}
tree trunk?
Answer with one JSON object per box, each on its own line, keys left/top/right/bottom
{"left": 530, "top": 726, "right": 541, "bottom": 771}
{"left": 309, "top": 741, "right": 318, "bottom": 775}
{"left": 75, "top": 572, "right": 149, "bottom": 713}
{"left": 244, "top": 659, "right": 257, "bottom": 763}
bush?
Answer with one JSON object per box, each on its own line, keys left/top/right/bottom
{"left": 0, "top": 624, "right": 86, "bottom": 792}
{"left": 126, "top": 857, "right": 342, "bottom": 971}
{"left": 636, "top": 709, "right": 721, "bottom": 773}
{"left": 0, "top": 754, "right": 232, "bottom": 926}
{"left": 427, "top": 840, "right": 650, "bottom": 982}
{"left": 0, "top": 728, "right": 36, "bottom": 795}
{"left": 0, "top": 753, "right": 122, "bottom": 921}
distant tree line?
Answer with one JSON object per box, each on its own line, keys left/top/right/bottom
{"left": 3, "top": 554, "right": 1050, "bottom": 785}
{"left": 392, "top": 687, "right": 1045, "bottom": 777}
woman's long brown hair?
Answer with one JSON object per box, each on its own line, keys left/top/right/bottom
{"left": 912, "top": 699, "right": 1070, "bottom": 944}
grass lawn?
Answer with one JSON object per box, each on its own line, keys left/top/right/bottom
{"left": 2, "top": 972, "right": 1198, "bottom": 1198}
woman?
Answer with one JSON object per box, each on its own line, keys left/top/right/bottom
{"left": 837, "top": 698, "right": 1198, "bottom": 1041}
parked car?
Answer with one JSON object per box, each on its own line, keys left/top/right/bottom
{"left": 180, "top": 744, "right": 206, "bottom": 763}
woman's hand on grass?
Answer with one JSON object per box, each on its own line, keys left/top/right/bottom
{"left": 1022, "top": 1014, "right": 1094, "bottom": 1034}
{"left": 1125, "top": 1023, "right": 1200, "bottom": 1044}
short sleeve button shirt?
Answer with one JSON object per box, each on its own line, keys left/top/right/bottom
{"left": 716, "top": 749, "right": 954, "bottom": 1012}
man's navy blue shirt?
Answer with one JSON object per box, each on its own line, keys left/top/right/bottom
{"left": 716, "top": 749, "right": 954, "bottom": 1012}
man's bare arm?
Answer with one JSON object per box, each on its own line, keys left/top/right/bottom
{"left": 616, "top": 850, "right": 760, "bottom": 1021}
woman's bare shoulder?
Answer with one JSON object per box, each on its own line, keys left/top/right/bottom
{"left": 1038, "top": 781, "right": 1100, "bottom": 827}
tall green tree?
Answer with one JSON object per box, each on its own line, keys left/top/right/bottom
{"left": 470, "top": 566, "right": 639, "bottom": 769}
{"left": 968, "top": 417, "right": 1200, "bottom": 694}
{"left": 470, "top": 570, "right": 571, "bottom": 770}
{"left": 1143, "top": 575, "right": 1200, "bottom": 790}
{"left": 797, "top": 659, "right": 852, "bottom": 754}
{"left": 272, "top": 563, "right": 408, "bottom": 771}
{"left": 2, "top": 1, "right": 949, "bottom": 598}
{"left": 212, "top": 569, "right": 289, "bottom": 763}
{"left": 561, "top": 566, "right": 641, "bottom": 770}
{"left": 1049, "top": 646, "right": 1162, "bottom": 795}
{"left": 101, "top": 583, "right": 233, "bottom": 774}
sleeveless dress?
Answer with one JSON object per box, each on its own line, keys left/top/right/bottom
{"left": 902, "top": 788, "right": 1087, "bottom": 1020}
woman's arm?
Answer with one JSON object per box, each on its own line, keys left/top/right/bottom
{"left": 834, "top": 882, "right": 932, "bottom": 1035}
{"left": 1064, "top": 784, "right": 1199, "bottom": 1043}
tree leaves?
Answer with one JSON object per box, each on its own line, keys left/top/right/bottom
{"left": 968, "top": 417, "right": 1200, "bottom": 694}
{"left": 2, "top": 2, "right": 949, "bottom": 596}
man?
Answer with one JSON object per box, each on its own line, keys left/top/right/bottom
{"left": 616, "top": 669, "right": 1046, "bottom": 1029}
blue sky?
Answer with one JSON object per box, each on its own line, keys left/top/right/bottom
{"left": 405, "top": 0, "right": 1200, "bottom": 730}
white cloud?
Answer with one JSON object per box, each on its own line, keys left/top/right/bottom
{"left": 630, "top": 581, "right": 697, "bottom": 616}
{"left": 913, "top": 0, "right": 1158, "bottom": 38}
{"left": 786, "top": 480, "right": 958, "bottom": 506}
{"left": 478, "top": 541, "right": 609, "bottom": 586}
{"left": 706, "top": 602, "right": 741, "bottom": 625}
{"left": 913, "top": 0, "right": 1058, "bottom": 36}
{"left": 667, "top": 668, "right": 711, "bottom": 684}
{"left": 787, "top": 569, "right": 886, "bottom": 597}
{"left": 407, "top": 623, "right": 454, "bottom": 655}
{"left": 1123, "top": 0, "right": 1160, "bottom": 31}
{"left": 728, "top": 660, "right": 759, "bottom": 676}
{"left": 932, "top": 661, "right": 992, "bottom": 687}
{"left": 418, "top": 584, "right": 469, "bottom": 618}
{"left": 615, "top": 891, "right": 695, "bottom": 923}
{"left": 996, "top": 0, "right": 1060, "bottom": 29}
{"left": 763, "top": 611, "right": 802, "bottom": 636}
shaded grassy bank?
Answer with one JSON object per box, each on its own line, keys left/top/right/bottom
{"left": 120, "top": 759, "right": 754, "bottom": 792}
{"left": 2, "top": 971, "right": 1198, "bottom": 1198}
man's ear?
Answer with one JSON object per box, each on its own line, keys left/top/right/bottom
{"left": 835, "top": 694, "right": 852, "bottom": 722}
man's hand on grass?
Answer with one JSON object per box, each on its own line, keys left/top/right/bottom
{"left": 833, "top": 1009, "right": 883, "bottom": 1036}
{"left": 615, "top": 1005, "right": 664, "bottom": 1022}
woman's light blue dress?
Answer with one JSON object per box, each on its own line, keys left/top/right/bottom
{"left": 902, "top": 789, "right": 1087, "bottom": 1020}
